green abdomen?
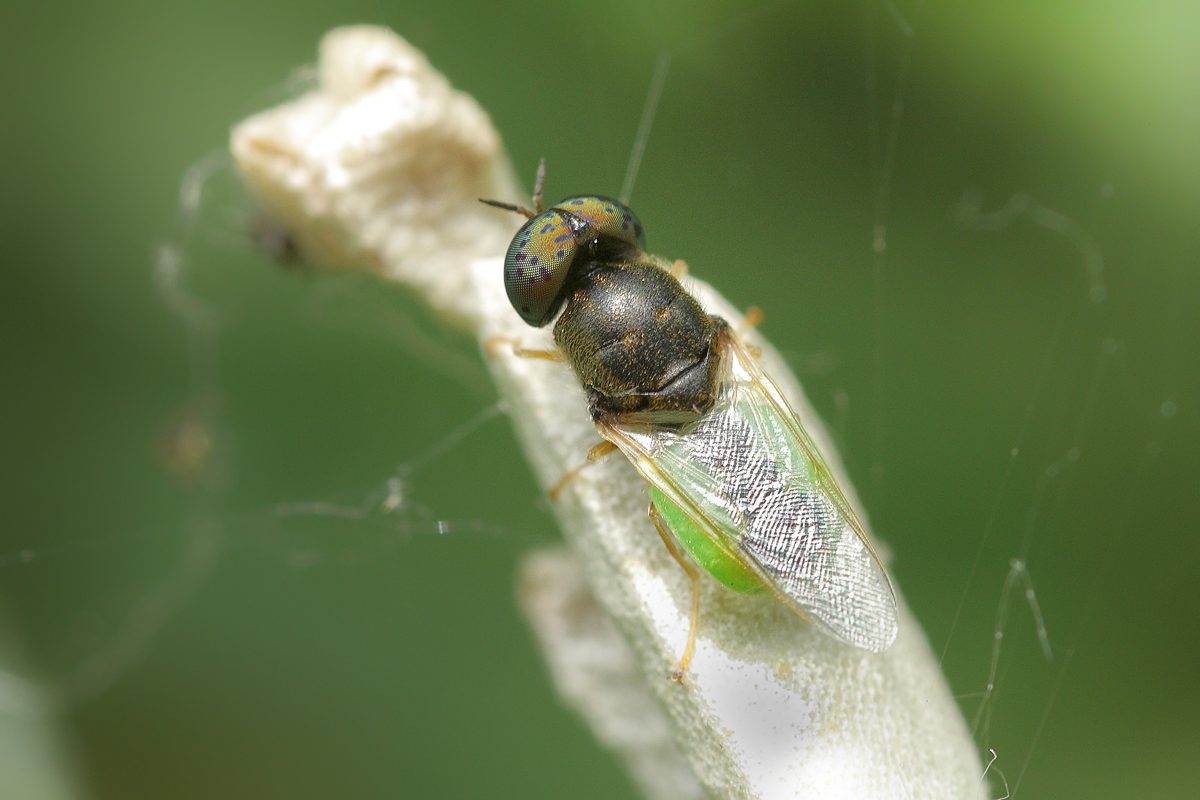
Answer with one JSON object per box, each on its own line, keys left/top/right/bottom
{"left": 649, "top": 487, "right": 767, "bottom": 594}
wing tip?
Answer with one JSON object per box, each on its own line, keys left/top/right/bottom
{"left": 867, "top": 620, "right": 900, "bottom": 653}
{"left": 825, "top": 606, "right": 899, "bottom": 653}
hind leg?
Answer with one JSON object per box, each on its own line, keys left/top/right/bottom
{"left": 649, "top": 502, "right": 701, "bottom": 682}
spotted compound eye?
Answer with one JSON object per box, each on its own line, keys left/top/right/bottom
{"left": 503, "top": 209, "right": 578, "bottom": 327}
{"left": 553, "top": 195, "right": 646, "bottom": 252}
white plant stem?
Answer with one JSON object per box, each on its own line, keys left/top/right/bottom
{"left": 231, "top": 25, "right": 985, "bottom": 800}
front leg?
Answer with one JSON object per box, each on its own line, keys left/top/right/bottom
{"left": 483, "top": 335, "right": 567, "bottom": 362}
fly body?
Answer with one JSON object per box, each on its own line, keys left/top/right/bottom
{"left": 482, "top": 165, "right": 897, "bottom": 678}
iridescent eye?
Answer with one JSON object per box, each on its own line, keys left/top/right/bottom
{"left": 503, "top": 210, "right": 578, "bottom": 327}
{"left": 553, "top": 195, "right": 646, "bottom": 252}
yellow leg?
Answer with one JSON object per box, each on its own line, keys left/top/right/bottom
{"left": 735, "top": 307, "right": 764, "bottom": 359}
{"left": 670, "top": 259, "right": 689, "bottom": 278}
{"left": 739, "top": 305, "right": 763, "bottom": 335}
{"left": 649, "top": 502, "right": 701, "bottom": 682}
{"left": 483, "top": 335, "right": 567, "bottom": 362}
{"left": 548, "top": 440, "right": 618, "bottom": 500}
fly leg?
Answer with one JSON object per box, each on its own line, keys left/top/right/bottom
{"left": 736, "top": 307, "right": 764, "bottom": 359}
{"left": 548, "top": 440, "right": 617, "bottom": 500}
{"left": 669, "top": 259, "right": 689, "bottom": 279}
{"left": 739, "top": 305, "right": 763, "bottom": 334}
{"left": 483, "top": 336, "right": 567, "bottom": 362}
{"left": 485, "top": 337, "right": 613, "bottom": 499}
{"left": 649, "top": 502, "right": 701, "bottom": 682}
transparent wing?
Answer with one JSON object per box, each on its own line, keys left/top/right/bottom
{"left": 601, "top": 330, "right": 898, "bottom": 651}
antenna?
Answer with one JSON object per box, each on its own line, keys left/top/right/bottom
{"left": 532, "top": 157, "right": 546, "bottom": 213}
{"left": 480, "top": 157, "right": 548, "bottom": 219}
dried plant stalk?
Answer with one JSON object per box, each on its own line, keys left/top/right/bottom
{"left": 231, "top": 25, "right": 985, "bottom": 800}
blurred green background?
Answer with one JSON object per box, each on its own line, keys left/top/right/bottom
{"left": 2, "top": 1, "right": 1198, "bottom": 798}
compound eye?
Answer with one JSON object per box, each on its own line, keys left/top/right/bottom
{"left": 503, "top": 210, "right": 577, "bottom": 326}
{"left": 554, "top": 195, "right": 646, "bottom": 252}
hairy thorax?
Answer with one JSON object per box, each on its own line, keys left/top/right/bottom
{"left": 553, "top": 261, "right": 722, "bottom": 425}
